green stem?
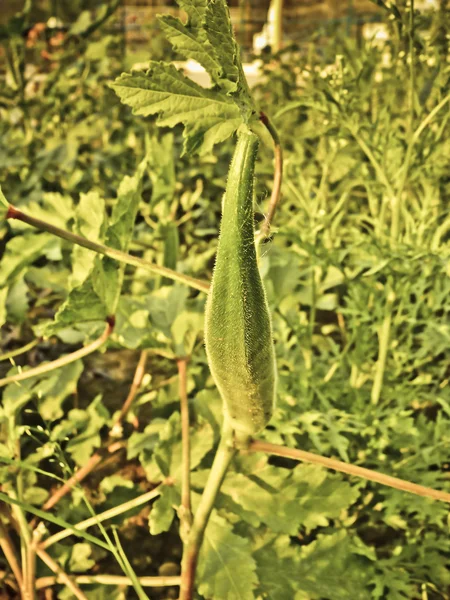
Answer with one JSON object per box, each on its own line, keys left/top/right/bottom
{"left": 413, "top": 93, "right": 450, "bottom": 142}
{"left": 249, "top": 439, "right": 450, "bottom": 503}
{"left": 6, "top": 205, "right": 209, "bottom": 294}
{"left": 391, "top": 0, "right": 415, "bottom": 242}
{"left": 26, "top": 537, "right": 36, "bottom": 600}
{"left": 349, "top": 128, "right": 395, "bottom": 199}
{"left": 371, "top": 288, "right": 396, "bottom": 405}
{"left": 35, "top": 549, "right": 88, "bottom": 600}
{"left": 309, "top": 266, "right": 317, "bottom": 351}
{"left": 40, "top": 487, "right": 161, "bottom": 550}
{"left": 0, "top": 339, "right": 40, "bottom": 362}
{"left": 179, "top": 424, "right": 236, "bottom": 600}
{"left": 0, "top": 518, "right": 24, "bottom": 597}
{"left": 390, "top": 94, "right": 450, "bottom": 243}
{"left": 10, "top": 439, "right": 32, "bottom": 599}
{"left": 113, "top": 349, "right": 149, "bottom": 428}
{"left": 272, "top": 0, "right": 284, "bottom": 52}
{"left": 258, "top": 112, "right": 283, "bottom": 240}
{"left": 7, "top": 490, "right": 31, "bottom": 600}
{"left": 177, "top": 358, "right": 192, "bottom": 540}
{"left": 0, "top": 321, "right": 113, "bottom": 389}
{"left": 111, "top": 529, "right": 149, "bottom": 600}
{"left": 35, "top": 573, "right": 181, "bottom": 589}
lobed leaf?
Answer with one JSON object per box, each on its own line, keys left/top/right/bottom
{"left": 44, "top": 159, "right": 147, "bottom": 335}
{"left": 197, "top": 513, "right": 258, "bottom": 600}
{"left": 112, "top": 63, "right": 243, "bottom": 155}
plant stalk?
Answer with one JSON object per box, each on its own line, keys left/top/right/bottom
{"left": 349, "top": 128, "right": 395, "bottom": 199}
{"left": 0, "top": 320, "right": 113, "bottom": 389}
{"left": 391, "top": 0, "right": 415, "bottom": 242}
{"left": 0, "top": 339, "right": 40, "bottom": 362}
{"left": 35, "top": 548, "right": 89, "bottom": 600}
{"left": 6, "top": 205, "right": 209, "bottom": 293}
{"left": 259, "top": 112, "right": 283, "bottom": 239}
{"left": 177, "top": 358, "right": 192, "bottom": 538}
{"left": 35, "top": 573, "right": 181, "bottom": 589}
{"left": 0, "top": 518, "right": 24, "bottom": 597}
{"left": 272, "top": 0, "right": 284, "bottom": 52}
{"left": 249, "top": 440, "right": 450, "bottom": 503}
{"left": 113, "top": 349, "right": 149, "bottom": 429}
{"left": 179, "top": 423, "right": 236, "bottom": 600}
{"left": 40, "top": 453, "right": 103, "bottom": 514}
{"left": 40, "top": 487, "right": 161, "bottom": 550}
{"left": 8, "top": 484, "right": 32, "bottom": 599}
{"left": 371, "top": 287, "right": 395, "bottom": 405}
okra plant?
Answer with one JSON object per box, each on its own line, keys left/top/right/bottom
{"left": 0, "top": 0, "right": 449, "bottom": 599}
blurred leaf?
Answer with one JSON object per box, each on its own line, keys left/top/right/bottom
{"left": 255, "top": 531, "right": 373, "bottom": 600}
{"left": 197, "top": 513, "right": 258, "bottom": 600}
{"left": 69, "top": 542, "right": 95, "bottom": 572}
{"left": 171, "top": 310, "right": 203, "bottom": 356}
{"left": 221, "top": 463, "right": 358, "bottom": 534}
{"left": 63, "top": 395, "right": 109, "bottom": 466}
{"left": 149, "top": 484, "right": 179, "bottom": 535}
{"left": 45, "top": 159, "right": 146, "bottom": 334}
{"left": 70, "top": 191, "right": 105, "bottom": 288}
{"left": 0, "top": 287, "right": 8, "bottom": 327}
{"left": 0, "top": 234, "right": 55, "bottom": 287}
{"left": 0, "top": 185, "right": 9, "bottom": 218}
{"left": 2, "top": 359, "right": 83, "bottom": 421}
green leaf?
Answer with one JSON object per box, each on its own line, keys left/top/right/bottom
{"left": 69, "top": 543, "right": 96, "bottom": 572}
{"left": 23, "top": 486, "right": 49, "bottom": 506}
{"left": 220, "top": 463, "right": 358, "bottom": 534}
{"left": 111, "top": 63, "right": 242, "bottom": 155}
{"left": 98, "top": 158, "right": 147, "bottom": 313}
{"left": 147, "top": 284, "right": 190, "bottom": 339}
{"left": 45, "top": 159, "right": 146, "bottom": 334}
{"left": 0, "top": 185, "right": 9, "bottom": 219}
{"left": 5, "top": 278, "right": 28, "bottom": 322}
{"left": 171, "top": 310, "right": 204, "bottom": 356}
{"left": 0, "top": 234, "right": 55, "bottom": 287}
{"left": 139, "top": 413, "right": 214, "bottom": 485}
{"left": 159, "top": 0, "right": 239, "bottom": 94}
{"left": 0, "top": 491, "right": 111, "bottom": 551}
{"left": 158, "top": 14, "right": 223, "bottom": 86}
{"left": 59, "top": 586, "right": 125, "bottom": 600}
{"left": 15, "top": 193, "right": 74, "bottom": 232}
{"left": 146, "top": 133, "right": 176, "bottom": 208}
{"left": 0, "top": 287, "right": 8, "bottom": 327}
{"left": 69, "top": 10, "right": 92, "bottom": 36}
{"left": 149, "top": 484, "right": 179, "bottom": 535}
{"left": 294, "top": 531, "right": 374, "bottom": 599}
{"left": 47, "top": 278, "right": 108, "bottom": 332}
{"left": 107, "top": 160, "right": 147, "bottom": 253}
{"left": 197, "top": 513, "right": 258, "bottom": 600}
{"left": 282, "top": 464, "right": 359, "bottom": 531}
{"left": 255, "top": 531, "right": 374, "bottom": 600}
{"left": 2, "top": 360, "right": 84, "bottom": 421}
{"left": 42, "top": 191, "right": 107, "bottom": 335}
{"left": 35, "top": 359, "right": 84, "bottom": 421}
{"left": 70, "top": 191, "right": 105, "bottom": 288}
{"left": 253, "top": 535, "right": 300, "bottom": 600}
{"left": 63, "top": 395, "right": 109, "bottom": 466}
{"left": 114, "top": 296, "right": 152, "bottom": 349}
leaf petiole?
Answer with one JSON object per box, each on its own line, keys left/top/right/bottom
{"left": 5, "top": 204, "right": 209, "bottom": 293}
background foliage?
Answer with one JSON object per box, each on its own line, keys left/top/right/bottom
{"left": 0, "top": 1, "right": 449, "bottom": 599}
